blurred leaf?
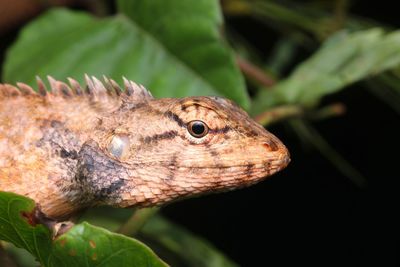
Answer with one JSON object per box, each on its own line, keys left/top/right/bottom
{"left": 3, "top": 242, "right": 36, "bottom": 267}
{"left": 3, "top": 3, "right": 249, "bottom": 108}
{"left": 79, "top": 206, "right": 132, "bottom": 232}
{"left": 265, "top": 37, "right": 298, "bottom": 77}
{"left": 223, "top": 0, "right": 333, "bottom": 41}
{"left": 140, "top": 214, "right": 239, "bottom": 267}
{"left": 224, "top": 0, "right": 391, "bottom": 41}
{"left": 365, "top": 73, "right": 400, "bottom": 114}
{"left": 0, "top": 242, "right": 19, "bottom": 267}
{"left": 249, "top": 0, "right": 327, "bottom": 37}
{"left": 251, "top": 29, "right": 400, "bottom": 115}
{"left": 0, "top": 192, "right": 168, "bottom": 267}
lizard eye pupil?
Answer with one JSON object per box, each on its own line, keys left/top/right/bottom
{"left": 188, "top": 120, "right": 208, "bottom": 138}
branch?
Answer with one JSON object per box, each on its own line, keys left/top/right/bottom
{"left": 118, "top": 207, "right": 159, "bottom": 236}
{"left": 254, "top": 105, "right": 303, "bottom": 125}
{"left": 236, "top": 56, "right": 276, "bottom": 88}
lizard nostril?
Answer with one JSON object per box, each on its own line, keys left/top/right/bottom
{"left": 263, "top": 141, "right": 279, "bottom": 151}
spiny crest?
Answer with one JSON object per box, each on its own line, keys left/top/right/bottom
{"left": 0, "top": 75, "right": 154, "bottom": 105}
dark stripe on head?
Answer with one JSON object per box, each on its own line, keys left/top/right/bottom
{"left": 209, "top": 125, "right": 231, "bottom": 134}
{"left": 166, "top": 152, "right": 179, "bottom": 181}
{"left": 165, "top": 111, "right": 186, "bottom": 127}
{"left": 143, "top": 130, "right": 178, "bottom": 144}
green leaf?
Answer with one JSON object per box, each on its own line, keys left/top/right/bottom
{"left": 3, "top": 4, "right": 249, "bottom": 108}
{"left": 251, "top": 28, "right": 400, "bottom": 115}
{"left": 117, "top": 0, "right": 248, "bottom": 108}
{"left": 0, "top": 192, "right": 168, "bottom": 267}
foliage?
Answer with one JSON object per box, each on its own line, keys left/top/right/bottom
{"left": 0, "top": 192, "right": 167, "bottom": 267}
{"left": 3, "top": 1, "right": 249, "bottom": 108}
{"left": 251, "top": 29, "right": 400, "bottom": 115}
{"left": 1, "top": 0, "right": 400, "bottom": 266}
{"left": 79, "top": 208, "right": 239, "bottom": 267}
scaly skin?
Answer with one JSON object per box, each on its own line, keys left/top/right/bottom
{"left": 0, "top": 76, "right": 290, "bottom": 220}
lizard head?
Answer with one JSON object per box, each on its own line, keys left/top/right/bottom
{"left": 92, "top": 95, "right": 290, "bottom": 208}
{"left": 0, "top": 76, "right": 289, "bottom": 219}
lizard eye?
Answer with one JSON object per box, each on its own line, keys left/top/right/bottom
{"left": 108, "top": 134, "right": 130, "bottom": 159}
{"left": 187, "top": 120, "right": 209, "bottom": 138}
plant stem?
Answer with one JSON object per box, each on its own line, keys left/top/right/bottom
{"left": 254, "top": 105, "right": 303, "bottom": 126}
{"left": 236, "top": 56, "right": 276, "bottom": 88}
{"left": 310, "top": 103, "right": 346, "bottom": 121}
{"left": 117, "top": 207, "right": 159, "bottom": 236}
{"left": 332, "top": 0, "right": 349, "bottom": 31}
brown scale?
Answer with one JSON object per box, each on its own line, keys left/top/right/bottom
{"left": 0, "top": 75, "right": 290, "bottom": 220}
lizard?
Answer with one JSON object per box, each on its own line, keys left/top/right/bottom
{"left": 0, "top": 75, "right": 290, "bottom": 221}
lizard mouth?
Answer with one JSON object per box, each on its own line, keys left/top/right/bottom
{"left": 166, "top": 150, "right": 290, "bottom": 182}
{"left": 165, "top": 142, "right": 290, "bottom": 173}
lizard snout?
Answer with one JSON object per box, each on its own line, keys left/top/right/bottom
{"left": 275, "top": 144, "right": 291, "bottom": 171}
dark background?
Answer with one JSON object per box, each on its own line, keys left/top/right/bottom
{"left": 0, "top": 1, "right": 398, "bottom": 266}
